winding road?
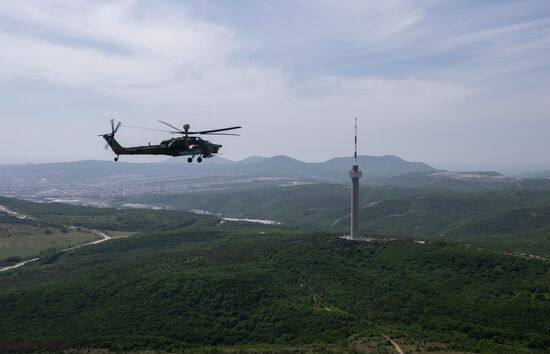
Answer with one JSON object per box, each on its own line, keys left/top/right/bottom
{"left": 0, "top": 205, "right": 116, "bottom": 273}
{"left": 0, "top": 205, "right": 32, "bottom": 220}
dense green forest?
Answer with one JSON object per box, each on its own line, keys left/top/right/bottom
{"left": 0, "top": 196, "right": 218, "bottom": 232}
{"left": 1, "top": 193, "right": 550, "bottom": 353}
{"left": 0, "top": 212, "right": 549, "bottom": 352}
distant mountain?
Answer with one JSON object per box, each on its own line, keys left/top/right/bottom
{"left": 8, "top": 155, "right": 538, "bottom": 199}
{"left": 324, "top": 155, "right": 435, "bottom": 178}
{"left": 0, "top": 155, "right": 437, "bottom": 184}
{"left": 235, "top": 156, "right": 268, "bottom": 164}
{"left": 0, "top": 155, "right": 441, "bottom": 202}
{"left": 9, "top": 155, "right": 549, "bottom": 198}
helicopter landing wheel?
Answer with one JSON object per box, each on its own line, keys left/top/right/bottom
{"left": 197, "top": 157, "right": 203, "bottom": 163}
{"left": 114, "top": 157, "right": 119, "bottom": 162}
{"left": 187, "top": 157, "right": 193, "bottom": 163}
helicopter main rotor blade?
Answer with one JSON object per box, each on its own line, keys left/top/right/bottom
{"left": 188, "top": 126, "right": 242, "bottom": 134}
{"left": 158, "top": 120, "right": 184, "bottom": 133}
{"left": 199, "top": 132, "right": 240, "bottom": 136}
{"left": 110, "top": 119, "right": 115, "bottom": 133}
{"left": 123, "top": 124, "right": 177, "bottom": 133}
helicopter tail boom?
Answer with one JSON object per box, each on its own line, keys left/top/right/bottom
{"left": 103, "top": 134, "right": 126, "bottom": 155}
{"left": 100, "top": 119, "right": 127, "bottom": 156}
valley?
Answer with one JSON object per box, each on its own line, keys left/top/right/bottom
{"left": 0, "top": 155, "right": 517, "bottom": 206}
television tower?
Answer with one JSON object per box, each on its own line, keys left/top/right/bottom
{"left": 349, "top": 118, "right": 362, "bottom": 239}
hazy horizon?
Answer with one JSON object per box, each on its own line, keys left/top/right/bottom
{"left": 1, "top": 153, "right": 548, "bottom": 175}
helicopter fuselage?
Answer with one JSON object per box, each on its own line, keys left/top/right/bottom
{"left": 103, "top": 134, "right": 221, "bottom": 159}
{"left": 100, "top": 119, "right": 239, "bottom": 162}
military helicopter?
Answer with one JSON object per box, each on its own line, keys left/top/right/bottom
{"left": 100, "top": 119, "right": 241, "bottom": 163}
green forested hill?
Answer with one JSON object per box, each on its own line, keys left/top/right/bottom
{"left": 117, "top": 184, "right": 550, "bottom": 257}
{"left": 0, "top": 196, "right": 219, "bottom": 267}
{"left": 0, "top": 196, "right": 218, "bottom": 232}
{"left": 0, "top": 221, "right": 549, "bottom": 353}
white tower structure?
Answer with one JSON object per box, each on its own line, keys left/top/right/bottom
{"left": 349, "top": 118, "right": 362, "bottom": 239}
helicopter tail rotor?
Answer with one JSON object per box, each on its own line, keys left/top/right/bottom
{"left": 110, "top": 119, "right": 122, "bottom": 135}
{"left": 100, "top": 119, "right": 123, "bottom": 152}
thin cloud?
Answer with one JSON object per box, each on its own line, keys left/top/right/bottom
{"left": 0, "top": 0, "right": 548, "bottom": 170}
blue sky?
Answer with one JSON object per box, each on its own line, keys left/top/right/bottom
{"left": 0, "top": 0, "right": 549, "bottom": 173}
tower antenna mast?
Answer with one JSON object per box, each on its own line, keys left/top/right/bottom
{"left": 354, "top": 118, "right": 358, "bottom": 165}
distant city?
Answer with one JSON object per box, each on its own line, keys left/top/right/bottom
{"left": 0, "top": 155, "right": 542, "bottom": 210}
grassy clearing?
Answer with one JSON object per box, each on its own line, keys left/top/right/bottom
{"left": 0, "top": 224, "right": 100, "bottom": 259}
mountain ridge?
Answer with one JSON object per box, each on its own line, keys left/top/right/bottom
{"left": 1, "top": 155, "right": 533, "bottom": 198}
{"left": 0, "top": 154, "right": 437, "bottom": 181}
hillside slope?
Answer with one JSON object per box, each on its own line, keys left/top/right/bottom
{"left": 0, "top": 225, "right": 548, "bottom": 353}
{"left": 119, "top": 183, "right": 550, "bottom": 257}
